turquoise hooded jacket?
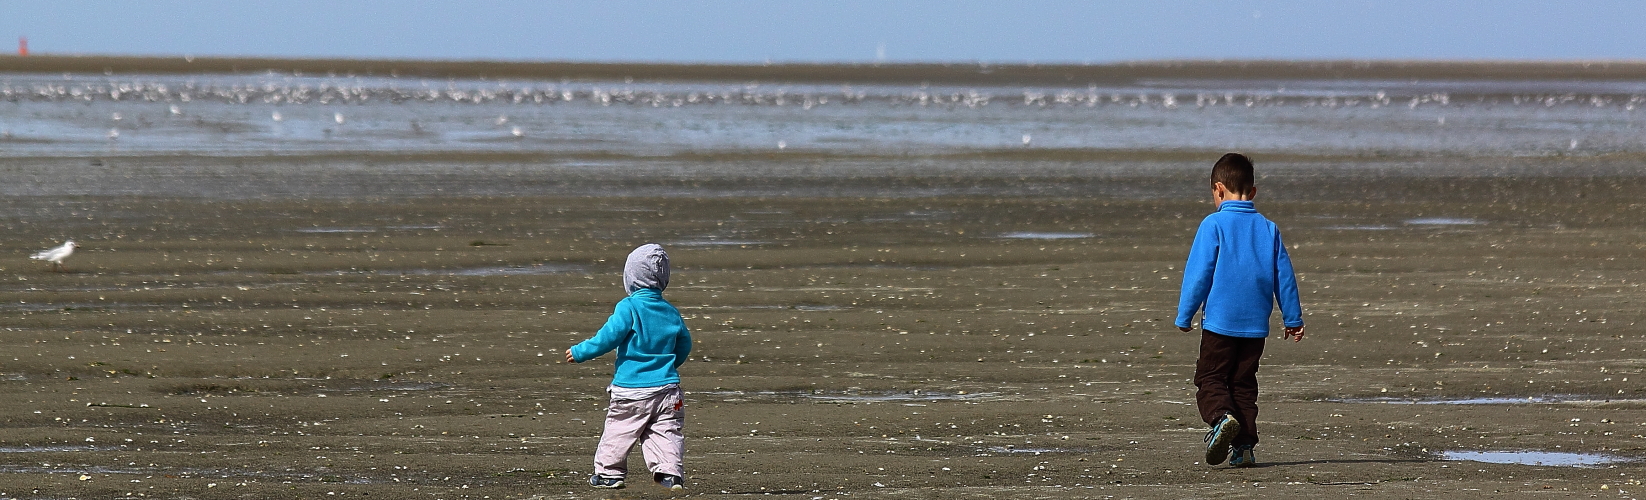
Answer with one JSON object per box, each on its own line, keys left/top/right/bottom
{"left": 570, "top": 244, "right": 692, "bottom": 387}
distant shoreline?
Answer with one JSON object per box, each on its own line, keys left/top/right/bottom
{"left": 1, "top": 54, "right": 1643, "bottom": 84}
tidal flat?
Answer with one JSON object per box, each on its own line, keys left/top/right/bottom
{"left": 0, "top": 153, "right": 1641, "bottom": 499}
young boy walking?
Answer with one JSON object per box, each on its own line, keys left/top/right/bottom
{"left": 1175, "top": 153, "right": 1305, "bottom": 468}
{"left": 566, "top": 243, "right": 692, "bottom": 490}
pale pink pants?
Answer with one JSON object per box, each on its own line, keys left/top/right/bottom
{"left": 594, "top": 386, "right": 684, "bottom": 478}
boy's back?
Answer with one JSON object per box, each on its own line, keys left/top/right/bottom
{"left": 1175, "top": 200, "right": 1301, "bottom": 336}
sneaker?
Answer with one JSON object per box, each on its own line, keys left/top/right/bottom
{"left": 1229, "top": 445, "right": 1256, "bottom": 467}
{"left": 655, "top": 472, "right": 685, "bottom": 491}
{"left": 1203, "top": 413, "right": 1241, "bottom": 465}
{"left": 589, "top": 474, "right": 625, "bottom": 489}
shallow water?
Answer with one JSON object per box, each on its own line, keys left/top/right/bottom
{"left": 5, "top": 72, "right": 1646, "bottom": 165}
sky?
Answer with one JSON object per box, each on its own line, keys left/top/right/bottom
{"left": 1, "top": 0, "right": 1642, "bottom": 63}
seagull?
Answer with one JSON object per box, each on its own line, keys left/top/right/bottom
{"left": 31, "top": 240, "right": 77, "bottom": 272}
{"left": 334, "top": 112, "right": 345, "bottom": 125}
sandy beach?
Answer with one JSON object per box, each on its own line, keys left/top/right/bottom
{"left": 0, "top": 149, "right": 1638, "bottom": 498}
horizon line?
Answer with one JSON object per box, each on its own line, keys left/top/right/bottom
{"left": 3, "top": 53, "right": 1644, "bottom": 84}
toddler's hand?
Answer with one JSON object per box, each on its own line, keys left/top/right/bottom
{"left": 1283, "top": 326, "right": 1305, "bottom": 342}
{"left": 564, "top": 348, "right": 575, "bottom": 363}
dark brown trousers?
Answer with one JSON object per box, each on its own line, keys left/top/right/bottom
{"left": 1194, "top": 330, "right": 1265, "bottom": 447}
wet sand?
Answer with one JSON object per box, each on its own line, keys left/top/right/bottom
{"left": 0, "top": 155, "right": 1642, "bottom": 499}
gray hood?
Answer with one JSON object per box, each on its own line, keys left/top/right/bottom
{"left": 623, "top": 243, "right": 670, "bottom": 293}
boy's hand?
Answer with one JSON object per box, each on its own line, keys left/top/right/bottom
{"left": 1283, "top": 326, "right": 1305, "bottom": 342}
{"left": 564, "top": 348, "right": 576, "bottom": 363}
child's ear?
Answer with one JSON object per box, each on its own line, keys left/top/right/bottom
{"left": 1247, "top": 186, "right": 1258, "bottom": 199}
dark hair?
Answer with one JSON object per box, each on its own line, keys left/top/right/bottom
{"left": 1211, "top": 153, "right": 1255, "bottom": 194}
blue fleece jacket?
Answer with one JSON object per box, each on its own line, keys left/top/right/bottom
{"left": 570, "top": 288, "right": 692, "bottom": 388}
{"left": 1175, "top": 200, "right": 1303, "bottom": 338}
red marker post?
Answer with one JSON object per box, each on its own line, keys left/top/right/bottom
{"left": 18, "top": 37, "right": 27, "bottom": 57}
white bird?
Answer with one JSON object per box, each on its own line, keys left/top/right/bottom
{"left": 169, "top": 105, "right": 182, "bottom": 116}
{"left": 334, "top": 112, "right": 345, "bottom": 125}
{"left": 31, "top": 240, "right": 77, "bottom": 272}
{"left": 511, "top": 126, "right": 524, "bottom": 137}
{"left": 1022, "top": 133, "right": 1032, "bottom": 146}
{"left": 271, "top": 111, "right": 284, "bottom": 122}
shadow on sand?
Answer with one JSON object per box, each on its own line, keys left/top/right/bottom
{"left": 1253, "top": 457, "right": 1429, "bottom": 469}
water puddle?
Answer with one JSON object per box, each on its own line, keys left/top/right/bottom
{"left": 808, "top": 390, "right": 995, "bottom": 403}
{"left": 294, "top": 227, "right": 378, "bottom": 233}
{"left": 434, "top": 265, "right": 586, "bottom": 276}
{"left": 1330, "top": 395, "right": 1646, "bottom": 405}
{"left": 997, "top": 232, "right": 1094, "bottom": 240}
{"left": 0, "top": 464, "right": 374, "bottom": 482}
{"left": 983, "top": 446, "right": 1093, "bottom": 455}
{"left": 722, "top": 304, "right": 847, "bottom": 312}
{"left": 794, "top": 305, "right": 846, "bottom": 311}
{"left": 344, "top": 381, "right": 447, "bottom": 392}
{"left": 667, "top": 239, "right": 768, "bottom": 247}
{"left": 323, "top": 263, "right": 587, "bottom": 277}
{"left": 1440, "top": 450, "right": 1634, "bottom": 467}
{"left": 0, "top": 302, "right": 161, "bottom": 313}
{"left": 1405, "top": 217, "right": 1481, "bottom": 226}
{"left": 701, "top": 390, "right": 995, "bottom": 404}
{"left": 0, "top": 445, "right": 103, "bottom": 453}
{"left": 296, "top": 225, "right": 444, "bottom": 233}
{"left": 810, "top": 394, "right": 971, "bottom": 402}
{"left": 0, "top": 465, "right": 154, "bottom": 475}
